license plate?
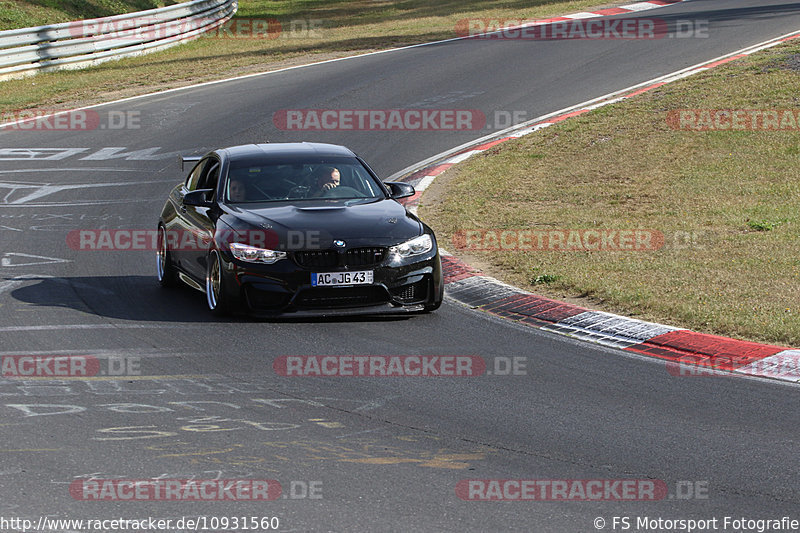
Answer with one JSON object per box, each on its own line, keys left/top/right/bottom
{"left": 312, "top": 271, "right": 373, "bottom": 287}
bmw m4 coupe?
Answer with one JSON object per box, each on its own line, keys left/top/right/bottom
{"left": 156, "top": 142, "right": 443, "bottom": 316}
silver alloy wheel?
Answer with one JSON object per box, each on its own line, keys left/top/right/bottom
{"left": 156, "top": 226, "right": 168, "bottom": 281}
{"left": 206, "top": 251, "right": 221, "bottom": 310}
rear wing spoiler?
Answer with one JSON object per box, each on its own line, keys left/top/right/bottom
{"left": 180, "top": 156, "right": 202, "bottom": 171}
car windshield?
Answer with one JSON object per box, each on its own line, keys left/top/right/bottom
{"left": 225, "top": 156, "right": 387, "bottom": 203}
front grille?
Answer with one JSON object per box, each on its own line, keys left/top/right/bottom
{"left": 293, "top": 247, "right": 387, "bottom": 269}
{"left": 390, "top": 280, "right": 428, "bottom": 303}
{"left": 295, "top": 286, "right": 389, "bottom": 309}
{"left": 294, "top": 250, "right": 338, "bottom": 269}
{"left": 346, "top": 247, "right": 386, "bottom": 268}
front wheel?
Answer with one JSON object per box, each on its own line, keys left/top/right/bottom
{"left": 156, "top": 225, "right": 178, "bottom": 287}
{"left": 205, "top": 250, "right": 231, "bottom": 316}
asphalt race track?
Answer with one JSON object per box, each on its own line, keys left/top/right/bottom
{"left": 1, "top": 1, "right": 800, "bottom": 531}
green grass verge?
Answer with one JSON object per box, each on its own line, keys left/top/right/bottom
{"left": 420, "top": 42, "right": 800, "bottom": 346}
{"left": 0, "top": 0, "right": 626, "bottom": 113}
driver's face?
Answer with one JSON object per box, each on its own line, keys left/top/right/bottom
{"left": 229, "top": 179, "right": 246, "bottom": 201}
{"left": 318, "top": 169, "right": 340, "bottom": 188}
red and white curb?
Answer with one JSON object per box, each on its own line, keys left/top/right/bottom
{"left": 435, "top": 254, "right": 800, "bottom": 383}
{"left": 488, "top": 0, "right": 690, "bottom": 27}
{"left": 394, "top": 5, "right": 800, "bottom": 384}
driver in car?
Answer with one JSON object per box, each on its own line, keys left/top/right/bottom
{"left": 308, "top": 166, "right": 341, "bottom": 197}
{"left": 228, "top": 176, "right": 248, "bottom": 202}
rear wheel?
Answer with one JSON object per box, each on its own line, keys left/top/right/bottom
{"left": 156, "top": 225, "right": 178, "bottom": 287}
{"left": 206, "top": 249, "right": 230, "bottom": 315}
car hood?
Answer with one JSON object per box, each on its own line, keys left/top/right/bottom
{"left": 223, "top": 198, "right": 422, "bottom": 248}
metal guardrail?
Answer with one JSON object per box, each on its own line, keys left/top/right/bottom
{"left": 0, "top": 0, "right": 237, "bottom": 81}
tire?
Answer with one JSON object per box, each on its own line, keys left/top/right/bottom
{"left": 205, "top": 249, "right": 231, "bottom": 316}
{"left": 156, "top": 225, "right": 178, "bottom": 287}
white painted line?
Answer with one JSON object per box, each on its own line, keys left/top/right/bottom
{"left": 447, "top": 151, "right": 478, "bottom": 164}
{"left": 1, "top": 253, "right": 71, "bottom": 267}
{"left": 5, "top": 181, "right": 158, "bottom": 205}
{"left": 585, "top": 97, "right": 626, "bottom": 110}
{"left": 509, "top": 123, "right": 554, "bottom": 138}
{"left": 0, "top": 179, "right": 166, "bottom": 206}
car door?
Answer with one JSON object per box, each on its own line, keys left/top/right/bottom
{"left": 181, "top": 157, "right": 221, "bottom": 280}
{"left": 167, "top": 158, "right": 207, "bottom": 277}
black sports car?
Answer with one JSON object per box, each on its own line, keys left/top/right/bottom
{"left": 156, "top": 142, "right": 443, "bottom": 316}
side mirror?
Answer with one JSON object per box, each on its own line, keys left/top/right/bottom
{"left": 183, "top": 189, "right": 215, "bottom": 208}
{"left": 385, "top": 182, "right": 416, "bottom": 200}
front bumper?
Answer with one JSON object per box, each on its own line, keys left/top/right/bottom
{"left": 219, "top": 248, "right": 442, "bottom": 316}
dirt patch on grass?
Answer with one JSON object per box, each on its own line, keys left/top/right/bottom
{"left": 781, "top": 53, "right": 800, "bottom": 71}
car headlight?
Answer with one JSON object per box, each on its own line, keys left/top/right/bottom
{"left": 389, "top": 234, "right": 433, "bottom": 260}
{"left": 230, "top": 242, "right": 287, "bottom": 264}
